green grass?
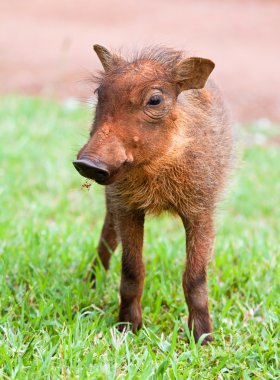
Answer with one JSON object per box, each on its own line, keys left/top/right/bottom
{"left": 0, "top": 96, "right": 279, "bottom": 379}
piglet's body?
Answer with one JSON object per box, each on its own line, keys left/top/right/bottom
{"left": 73, "top": 45, "right": 233, "bottom": 344}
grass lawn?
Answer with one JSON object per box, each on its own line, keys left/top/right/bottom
{"left": 0, "top": 96, "right": 279, "bottom": 379}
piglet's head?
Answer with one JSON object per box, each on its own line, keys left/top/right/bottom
{"left": 73, "top": 44, "right": 215, "bottom": 185}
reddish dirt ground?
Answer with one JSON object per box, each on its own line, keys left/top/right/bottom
{"left": 1, "top": 0, "right": 280, "bottom": 122}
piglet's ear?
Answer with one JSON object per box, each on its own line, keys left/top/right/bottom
{"left": 93, "top": 44, "right": 124, "bottom": 72}
{"left": 174, "top": 57, "right": 215, "bottom": 92}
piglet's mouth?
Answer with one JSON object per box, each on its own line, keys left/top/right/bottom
{"left": 73, "top": 158, "right": 119, "bottom": 186}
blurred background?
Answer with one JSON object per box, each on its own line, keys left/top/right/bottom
{"left": 1, "top": 0, "right": 280, "bottom": 123}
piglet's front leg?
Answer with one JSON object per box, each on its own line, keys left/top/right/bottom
{"left": 117, "top": 210, "right": 145, "bottom": 333}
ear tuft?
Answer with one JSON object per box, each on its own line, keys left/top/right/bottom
{"left": 174, "top": 57, "right": 215, "bottom": 92}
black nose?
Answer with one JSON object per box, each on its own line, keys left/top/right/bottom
{"left": 73, "top": 159, "right": 110, "bottom": 184}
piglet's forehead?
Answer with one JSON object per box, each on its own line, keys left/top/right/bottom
{"left": 99, "top": 61, "right": 171, "bottom": 92}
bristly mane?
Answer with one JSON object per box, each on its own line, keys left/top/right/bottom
{"left": 90, "top": 46, "right": 185, "bottom": 86}
{"left": 131, "top": 46, "right": 184, "bottom": 68}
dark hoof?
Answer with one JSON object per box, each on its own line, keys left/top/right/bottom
{"left": 200, "top": 334, "right": 213, "bottom": 345}
{"left": 118, "top": 302, "right": 142, "bottom": 333}
{"left": 117, "top": 319, "right": 142, "bottom": 333}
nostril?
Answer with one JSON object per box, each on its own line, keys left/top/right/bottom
{"left": 95, "top": 168, "right": 109, "bottom": 179}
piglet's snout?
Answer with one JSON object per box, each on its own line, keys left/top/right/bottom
{"left": 73, "top": 158, "right": 110, "bottom": 184}
{"left": 74, "top": 128, "right": 129, "bottom": 185}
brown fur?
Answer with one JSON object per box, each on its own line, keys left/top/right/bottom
{"left": 75, "top": 45, "right": 234, "bottom": 344}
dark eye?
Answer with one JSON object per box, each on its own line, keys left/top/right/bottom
{"left": 147, "top": 94, "right": 162, "bottom": 106}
